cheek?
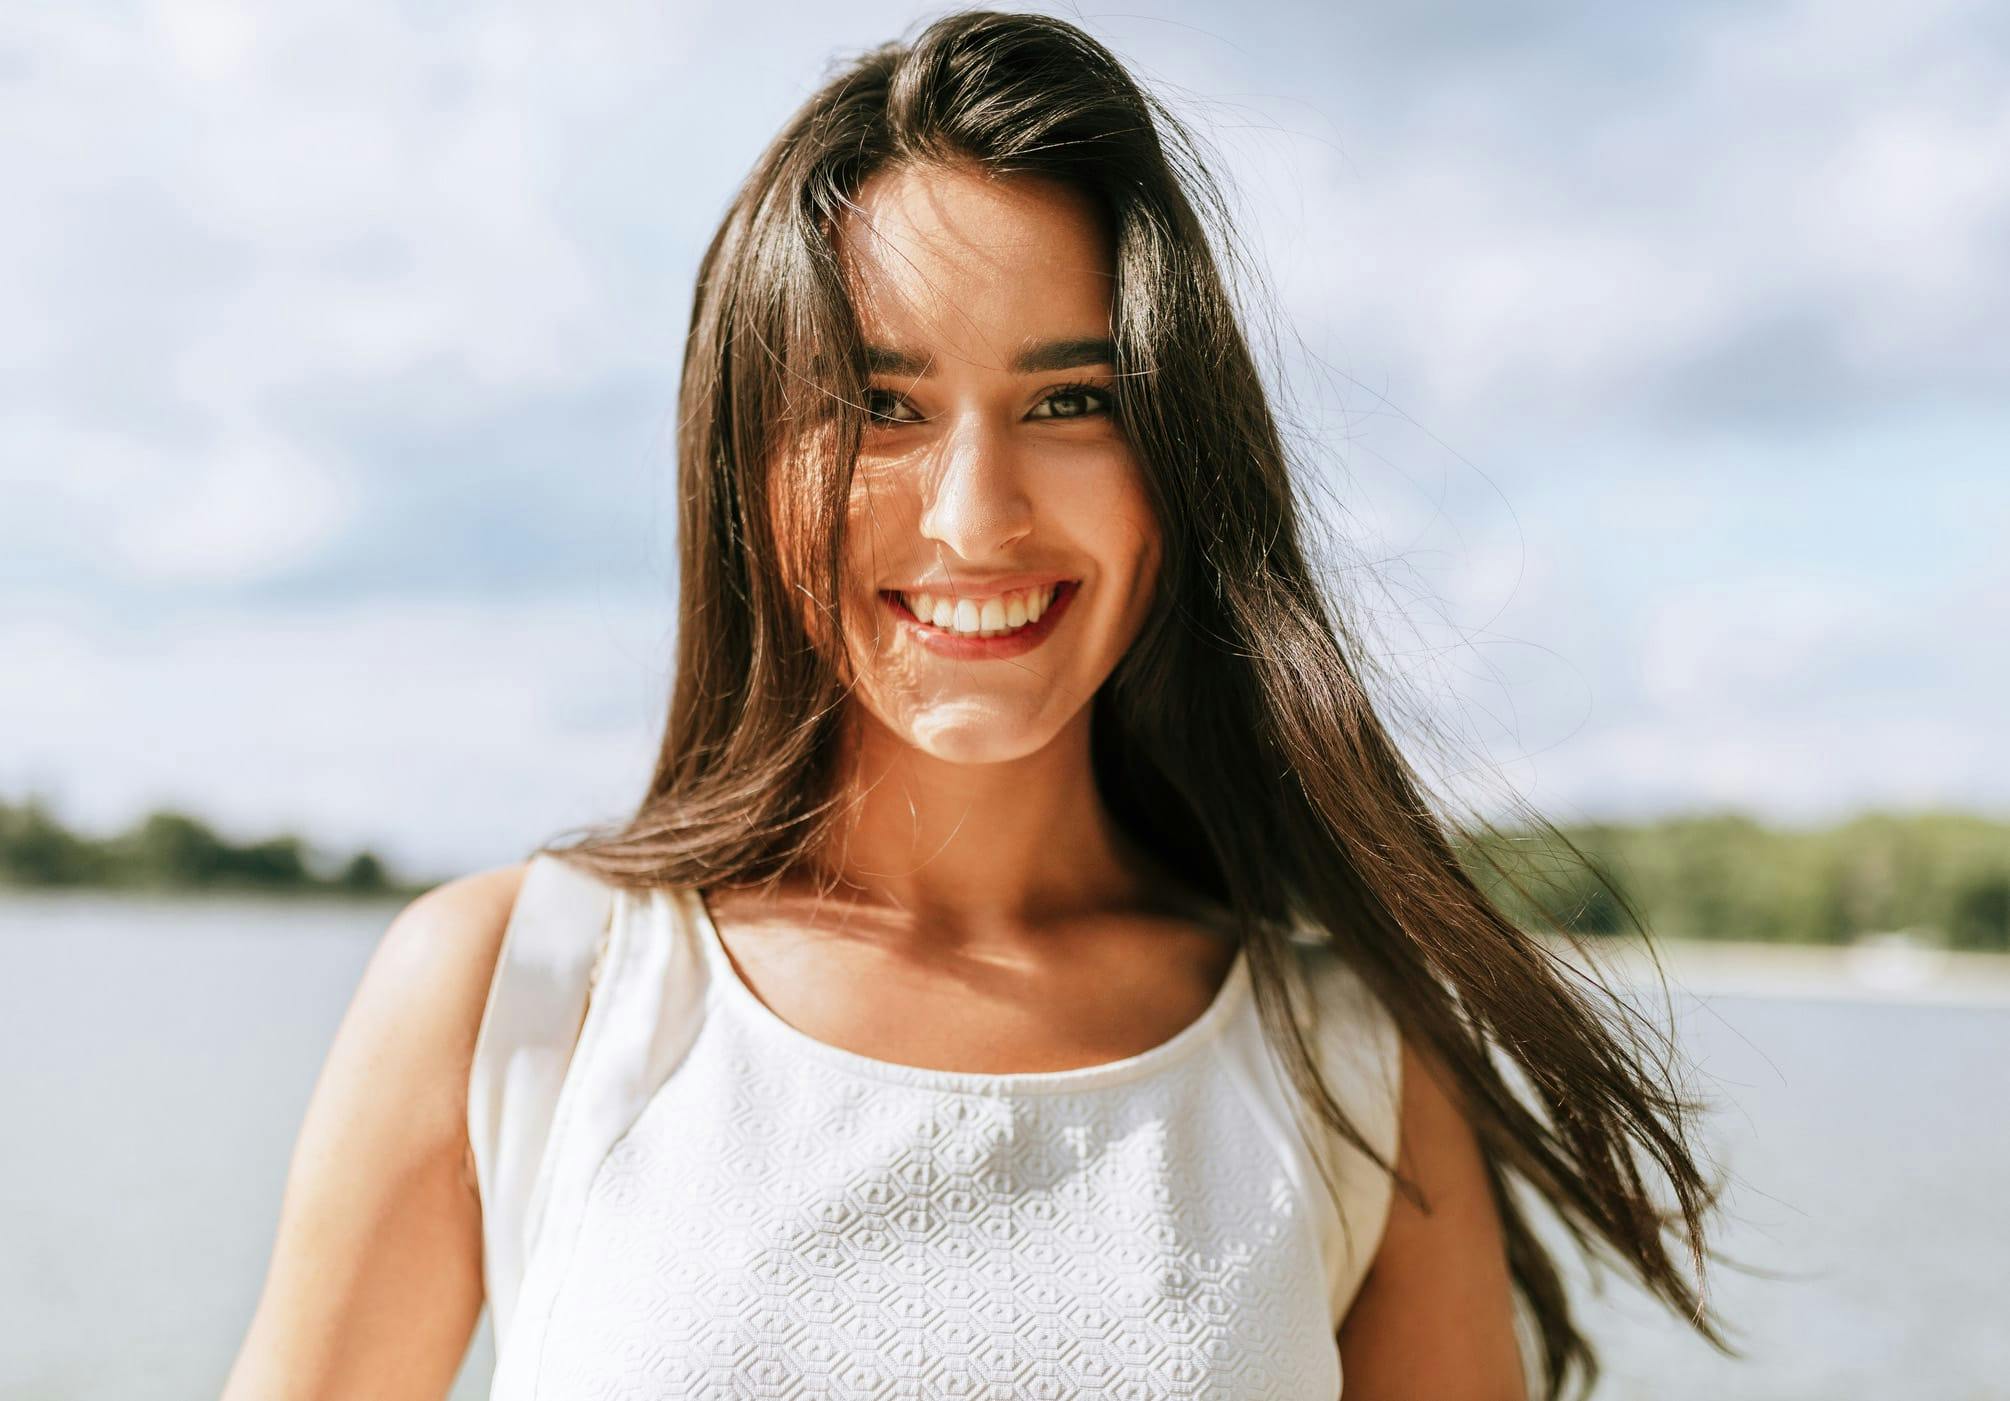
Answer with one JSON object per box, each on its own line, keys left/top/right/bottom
{"left": 1057, "top": 449, "right": 1162, "bottom": 598}
{"left": 834, "top": 445, "right": 1163, "bottom": 664}
{"left": 1119, "top": 513, "right": 1164, "bottom": 637}
{"left": 842, "top": 460, "right": 912, "bottom": 559}
{"left": 764, "top": 429, "right": 851, "bottom": 634}
{"left": 1116, "top": 465, "right": 1163, "bottom": 573}
{"left": 1098, "top": 460, "right": 1165, "bottom": 640}
{"left": 836, "top": 469, "right": 911, "bottom": 651}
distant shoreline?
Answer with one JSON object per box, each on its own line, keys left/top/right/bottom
{"left": 1545, "top": 934, "right": 2010, "bottom": 1008}
{"left": 0, "top": 880, "right": 433, "bottom": 903}
{"left": 10, "top": 800, "right": 2010, "bottom": 958}
{"left": 6, "top": 882, "right": 2005, "bottom": 1009}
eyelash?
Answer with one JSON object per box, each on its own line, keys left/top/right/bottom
{"left": 862, "top": 382, "right": 1115, "bottom": 425}
{"left": 1036, "top": 382, "right": 1115, "bottom": 420}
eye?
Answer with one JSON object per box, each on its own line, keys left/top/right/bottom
{"left": 862, "top": 387, "right": 925, "bottom": 425}
{"left": 1027, "top": 383, "right": 1114, "bottom": 421}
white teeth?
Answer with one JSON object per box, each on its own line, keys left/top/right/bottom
{"left": 897, "top": 584, "right": 1063, "bottom": 637}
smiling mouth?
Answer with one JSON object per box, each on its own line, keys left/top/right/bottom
{"left": 883, "top": 581, "right": 1072, "bottom": 639}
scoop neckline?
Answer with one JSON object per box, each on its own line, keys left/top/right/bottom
{"left": 670, "top": 885, "right": 1249, "bottom": 1096}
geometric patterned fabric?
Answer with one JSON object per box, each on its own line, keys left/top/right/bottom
{"left": 470, "top": 859, "right": 1402, "bottom": 1399}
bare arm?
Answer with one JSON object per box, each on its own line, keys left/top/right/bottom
{"left": 1336, "top": 1036, "right": 1528, "bottom": 1401}
{"left": 220, "top": 862, "right": 530, "bottom": 1401}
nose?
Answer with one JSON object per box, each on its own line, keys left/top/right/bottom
{"left": 916, "top": 412, "right": 1033, "bottom": 560}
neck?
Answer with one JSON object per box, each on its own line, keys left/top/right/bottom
{"left": 809, "top": 704, "right": 1153, "bottom": 937}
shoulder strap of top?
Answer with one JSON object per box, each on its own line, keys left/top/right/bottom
{"left": 479, "top": 881, "right": 719, "bottom": 1394}
{"left": 465, "top": 851, "right": 617, "bottom": 1346}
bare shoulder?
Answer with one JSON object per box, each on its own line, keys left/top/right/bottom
{"left": 356, "top": 861, "right": 534, "bottom": 1146}
{"left": 371, "top": 861, "right": 532, "bottom": 1020}
{"left": 1337, "top": 1033, "right": 1527, "bottom": 1400}
{"left": 275, "top": 860, "right": 537, "bottom": 1208}
{"left": 218, "top": 860, "right": 535, "bottom": 1399}
{"left": 381, "top": 860, "right": 532, "bottom": 968}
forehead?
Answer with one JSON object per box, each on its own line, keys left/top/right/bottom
{"left": 835, "top": 162, "right": 1116, "bottom": 368}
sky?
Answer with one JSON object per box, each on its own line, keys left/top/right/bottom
{"left": 4, "top": 0, "right": 2006, "bottom": 878}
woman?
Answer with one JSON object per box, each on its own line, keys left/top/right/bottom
{"left": 224, "top": 12, "right": 1731, "bottom": 1400}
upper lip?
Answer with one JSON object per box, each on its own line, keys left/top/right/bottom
{"left": 880, "top": 574, "right": 1075, "bottom": 600}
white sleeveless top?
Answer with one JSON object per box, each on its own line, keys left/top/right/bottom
{"left": 467, "top": 854, "right": 1403, "bottom": 1400}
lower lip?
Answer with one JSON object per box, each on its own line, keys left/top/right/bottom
{"left": 880, "top": 582, "right": 1080, "bottom": 660}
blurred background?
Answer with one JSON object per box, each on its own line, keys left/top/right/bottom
{"left": 3, "top": 1, "right": 2006, "bottom": 1397}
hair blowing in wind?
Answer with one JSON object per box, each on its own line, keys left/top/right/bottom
{"left": 545, "top": 11, "right": 1739, "bottom": 1397}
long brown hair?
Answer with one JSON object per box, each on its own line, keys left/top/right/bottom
{"left": 542, "top": 11, "right": 1737, "bottom": 1396}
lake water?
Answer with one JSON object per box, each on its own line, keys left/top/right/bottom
{"left": 2, "top": 893, "right": 2005, "bottom": 1400}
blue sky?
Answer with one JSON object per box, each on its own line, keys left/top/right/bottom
{"left": 5, "top": 1, "right": 2005, "bottom": 876}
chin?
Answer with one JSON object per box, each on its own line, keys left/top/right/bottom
{"left": 901, "top": 714, "right": 1059, "bottom": 766}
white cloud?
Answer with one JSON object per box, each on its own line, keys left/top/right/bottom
{"left": 0, "top": 596, "right": 672, "bottom": 876}
{"left": 2, "top": 0, "right": 2004, "bottom": 851}
{"left": 1199, "top": 0, "right": 2010, "bottom": 432}
{"left": 2, "top": 3, "right": 692, "bottom": 590}
{"left": 1496, "top": 550, "right": 2010, "bottom": 822}
{"left": 152, "top": 0, "right": 258, "bottom": 82}
{"left": 3, "top": 415, "right": 357, "bottom": 585}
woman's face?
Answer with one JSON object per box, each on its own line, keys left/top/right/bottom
{"left": 825, "top": 161, "right": 1162, "bottom": 766}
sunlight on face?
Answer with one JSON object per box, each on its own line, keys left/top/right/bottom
{"left": 831, "top": 162, "right": 1162, "bottom": 766}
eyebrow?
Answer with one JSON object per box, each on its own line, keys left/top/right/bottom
{"left": 863, "top": 336, "right": 1116, "bottom": 377}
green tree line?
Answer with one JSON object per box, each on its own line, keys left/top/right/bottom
{"left": 1460, "top": 810, "right": 2010, "bottom": 952}
{"left": 0, "top": 796, "right": 413, "bottom": 897}
{"left": 5, "top": 796, "right": 2007, "bottom": 948}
